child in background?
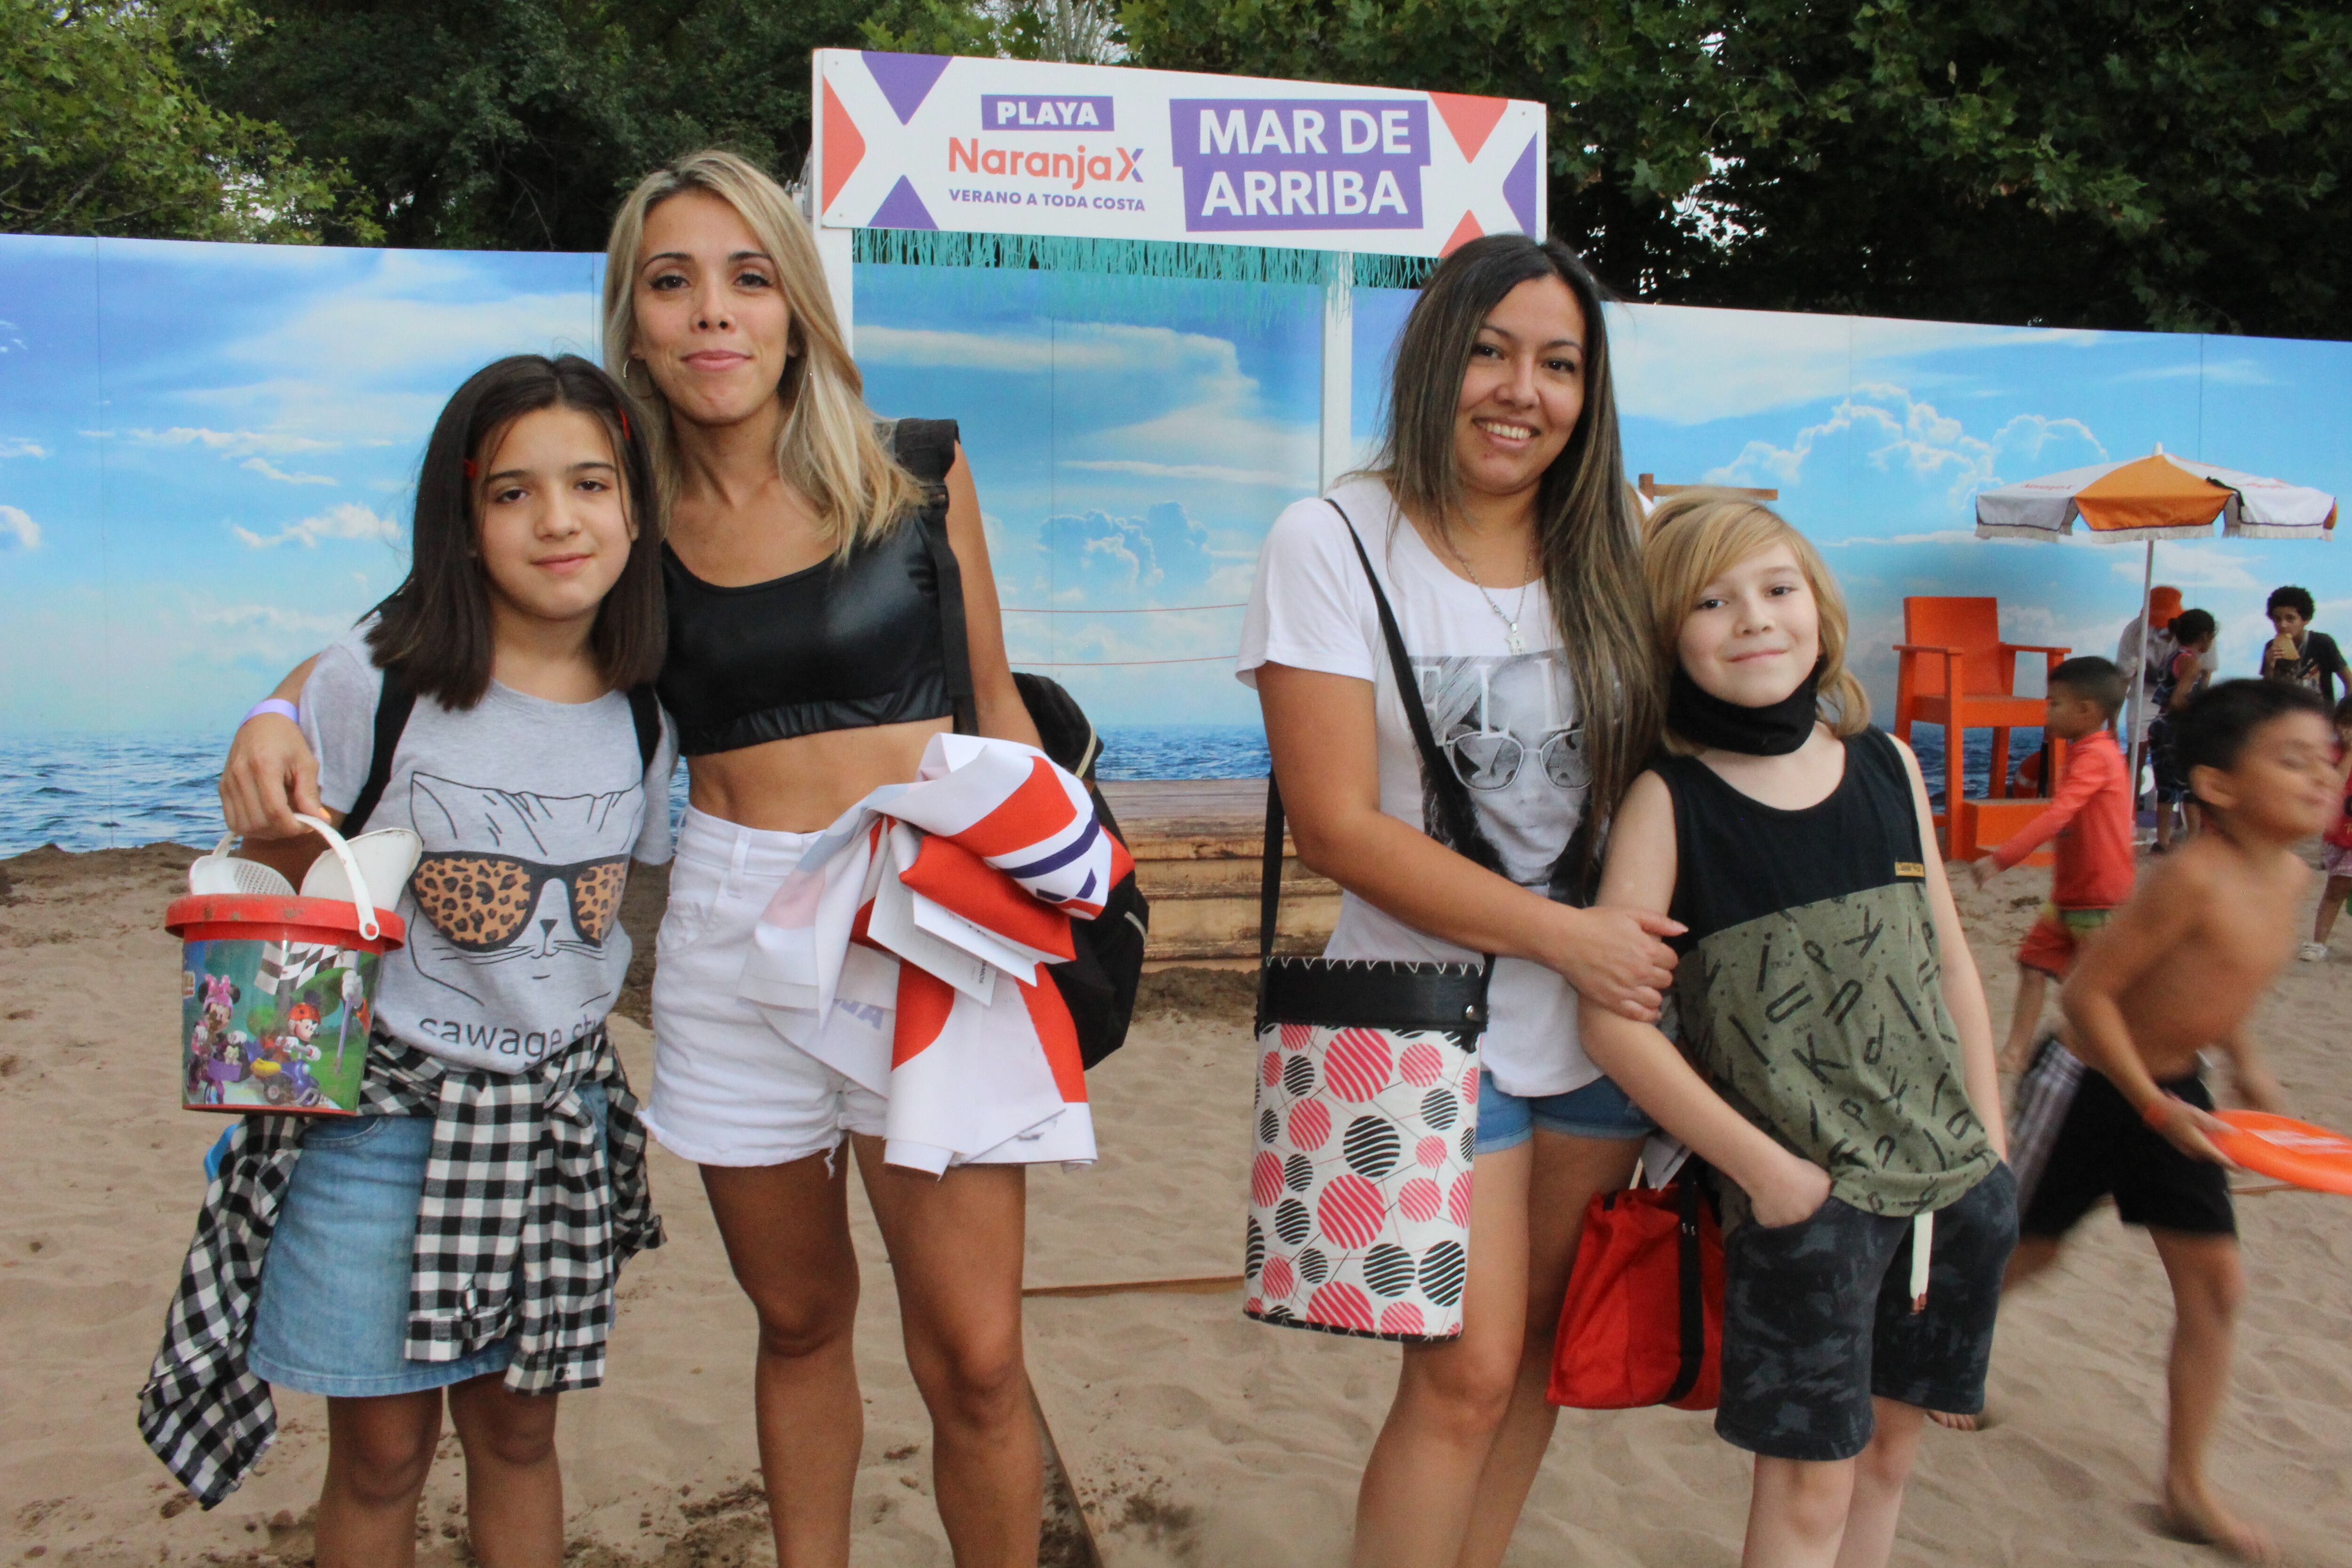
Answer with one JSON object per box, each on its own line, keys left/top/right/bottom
{"left": 2007, "top": 680, "right": 2321, "bottom": 1562}
{"left": 2298, "top": 694, "right": 2352, "bottom": 961}
{"left": 1971, "top": 658, "right": 2136, "bottom": 1067}
{"left": 2117, "top": 584, "right": 2187, "bottom": 757}
{"left": 2259, "top": 584, "right": 2349, "bottom": 703}
{"left": 1583, "top": 493, "right": 2010, "bottom": 1568}
{"left": 141, "top": 355, "right": 674, "bottom": 1550}
{"left": 2149, "top": 609, "right": 2217, "bottom": 852}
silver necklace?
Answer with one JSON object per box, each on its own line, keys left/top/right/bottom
{"left": 1446, "top": 536, "right": 1535, "bottom": 654}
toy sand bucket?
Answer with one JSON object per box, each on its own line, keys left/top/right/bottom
{"left": 166, "top": 815, "right": 414, "bottom": 1116}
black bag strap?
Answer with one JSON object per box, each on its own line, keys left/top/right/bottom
{"left": 342, "top": 665, "right": 416, "bottom": 837}
{"left": 1662, "top": 1169, "right": 1708, "bottom": 1406}
{"left": 343, "top": 669, "right": 661, "bottom": 837}
{"left": 892, "top": 418, "right": 979, "bottom": 737}
{"left": 626, "top": 685, "right": 662, "bottom": 773}
{"left": 1259, "top": 501, "right": 1503, "bottom": 963}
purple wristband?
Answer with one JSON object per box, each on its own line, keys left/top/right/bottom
{"left": 242, "top": 698, "right": 300, "bottom": 727}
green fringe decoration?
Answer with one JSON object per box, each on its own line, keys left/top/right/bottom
{"left": 850, "top": 228, "right": 1431, "bottom": 325}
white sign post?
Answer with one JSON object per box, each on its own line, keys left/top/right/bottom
{"left": 811, "top": 50, "right": 1546, "bottom": 490}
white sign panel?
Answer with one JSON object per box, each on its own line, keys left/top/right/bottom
{"left": 815, "top": 50, "right": 1546, "bottom": 257}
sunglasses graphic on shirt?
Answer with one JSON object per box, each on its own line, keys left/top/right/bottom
{"left": 408, "top": 852, "right": 630, "bottom": 952}
{"left": 1441, "top": 724, "right": 1590, "bottom": 792}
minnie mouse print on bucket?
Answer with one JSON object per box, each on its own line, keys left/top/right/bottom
{"left": 1243, "top": 504, "right": 1494, "bottom": 1341}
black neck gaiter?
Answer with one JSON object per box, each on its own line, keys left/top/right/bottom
{"left": 1668, "top": 665, "right": 1821, "bottom": 756}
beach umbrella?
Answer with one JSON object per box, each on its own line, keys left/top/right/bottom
{"left": 1974, "top": 446, "right": 2337, "bottom": 791}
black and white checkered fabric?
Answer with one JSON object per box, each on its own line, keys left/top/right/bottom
{"left": 136, "top": 1026, "right": 662, "bottom": 1508}
{"left": 2007, "top": 1033, "right": 2087, "bottom": 1210}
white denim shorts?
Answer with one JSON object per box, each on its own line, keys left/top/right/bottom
{"left": 643, "top": 807, "right": 886, "bottom": 1167}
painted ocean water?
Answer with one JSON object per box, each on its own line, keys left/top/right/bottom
{"left": 0, "top": 724, "right": 2034, "bottom": 858}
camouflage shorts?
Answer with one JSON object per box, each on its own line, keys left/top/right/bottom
{"left": 1716, "top": 1162, "right": 2018, "bottom": 1462}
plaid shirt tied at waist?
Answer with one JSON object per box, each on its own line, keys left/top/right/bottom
{"left": 136, "top": 1026, "right": 663, "bottom": 1508}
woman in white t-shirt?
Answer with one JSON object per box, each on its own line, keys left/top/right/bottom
{"left": 1239, "top": 235, "right": 1676, "bottom": 1568}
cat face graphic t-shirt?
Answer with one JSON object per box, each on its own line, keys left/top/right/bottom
{"left": 302, "top": 625, "right": 677, "bottom": 1073}
{"left": 1237, "top": 478, "right": 1594, "bottom": 1099}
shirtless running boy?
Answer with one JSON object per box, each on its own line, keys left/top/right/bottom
{"left": 2005, "top": 679, "right": 2330, "bottom": 1562}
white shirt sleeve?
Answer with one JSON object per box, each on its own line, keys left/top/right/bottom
{"left": 1236, "top": 496, "right": 1379, "bottom": 690}
{"left": 297, "top": 636, "right": 388, "bottom": 818}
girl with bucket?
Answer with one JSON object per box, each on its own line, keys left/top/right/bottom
{"left": 219, "top": 151, "right": 1059, "bottom": 1565}
{"left": 1238, "top": 235, "right": 1677, "bottom": 1568}
{"left": 142, "top": 354, "right": 675, "bottom": 1558}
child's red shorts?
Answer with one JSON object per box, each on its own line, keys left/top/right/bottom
{"left": 2016, "top": 904, "right": 2113, "bottom": 979}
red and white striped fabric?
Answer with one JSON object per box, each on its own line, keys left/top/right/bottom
{"left": 737, "top": 735, "right": 1128, "bottom": 1174}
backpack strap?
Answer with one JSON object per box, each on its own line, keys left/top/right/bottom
{"left": 341, "top": 664, "right": 416, "bottom": 836}
{"left": 890, "top": 418, "right": 978, "bottom": 737}
{"left": 626, "top": 685, "right": 661, "bottom": 772}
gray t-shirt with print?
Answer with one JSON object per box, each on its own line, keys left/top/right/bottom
{"left": 301, "top": 625, "right": 677, "bottom": 1074}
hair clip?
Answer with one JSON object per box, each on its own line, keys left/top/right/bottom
{"left": 619, "top": 409, "right": 631, "bottom": 442}
{"left": 462, "top": 458, "right": 477, "bottom": 479}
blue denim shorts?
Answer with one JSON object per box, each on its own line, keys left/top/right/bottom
{"left": 1473, "top": 1068, "right": 1653, "bottom": 1154}
{"left": 248, "top": 1082, "right": 607, "bottom": 1398}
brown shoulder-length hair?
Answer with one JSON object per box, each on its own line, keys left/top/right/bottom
{"left": 366, "top": 354, "right": 664, "bottom": 707}
{"left": 602, "top": 149, "right": 922, "bottom": 559}
{"left": 1641, "top": 489, "right": 1869, "bottom": 752}
{"left": 1368, "top": 234, "right": 1659, "bottom": 883}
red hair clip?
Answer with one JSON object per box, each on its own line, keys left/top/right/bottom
{"left": 462, "top": 458, "right": 477, "bottom": 479}
{"left": 619, "top": 409, "right": 632, "bottom": 443}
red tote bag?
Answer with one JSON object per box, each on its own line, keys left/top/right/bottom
{"left": 1547, "top": 1173, "right": 1724, "bottom": 1411}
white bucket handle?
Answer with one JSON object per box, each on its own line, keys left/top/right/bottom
{"left": 289, "top": 814, "right": 380, "bottom": 941}
{"left": 208, "top": 816, "right": 382, "bottom": 940}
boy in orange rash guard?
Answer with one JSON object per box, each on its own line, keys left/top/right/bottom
{"left": 1972, "top": 657, "right": 2137, "bottom": 1067}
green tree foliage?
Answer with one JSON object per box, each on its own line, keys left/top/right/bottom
{"left": 186, "top": 0, "right": 1009, "bottom": 252}
{"left": 1, "top": 0, "right": 371, "bottom": 242}
{"left": 1120, "top": 0, "right": 2352, "bottom": 336}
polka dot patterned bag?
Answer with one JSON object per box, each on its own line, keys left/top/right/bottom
{"left": 1243, "top": 505, "right": 1495, "bottom": 1342}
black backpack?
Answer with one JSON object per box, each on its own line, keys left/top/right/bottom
{"left": 891, "top": 418, "right": 1150, "bottom": 1069}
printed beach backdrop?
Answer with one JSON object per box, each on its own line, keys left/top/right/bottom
{"left": 3, "top": 232, "right": 2348, "bottom": 853}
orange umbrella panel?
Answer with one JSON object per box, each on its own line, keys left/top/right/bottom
{"left": 2073, "top": 454, "right": 2232, "bottom": 536}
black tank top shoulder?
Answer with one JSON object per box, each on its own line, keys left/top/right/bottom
{"left": 1654, "top": 725, "right": 1924, "bottom": 948}
{"left": 657, "top": 420, "right": 959, "bottom": 757}
{"left": 1652, "top": 727, "right": 1997, "bottom": 1219}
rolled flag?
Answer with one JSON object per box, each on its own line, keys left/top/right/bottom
{"left": 738, "top": 734, "right": 1117, "bottom": 1174}
{"left": 885, "top": 733, "right": 1132, "bottom": 916}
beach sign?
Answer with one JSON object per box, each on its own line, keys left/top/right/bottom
{"left": 813, "top": 51, "right": 1545, "bottom": 257}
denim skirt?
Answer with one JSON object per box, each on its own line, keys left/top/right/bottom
{"left": 247, "top": 1082, "right": 607, "bottom": 1398}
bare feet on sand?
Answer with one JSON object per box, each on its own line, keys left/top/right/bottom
{"left": 1927, "top": 1409, "right": 1980, "bottom": 1432}
{"left": 2162, "top": 1483, "right": 2280, "bottom": 1563}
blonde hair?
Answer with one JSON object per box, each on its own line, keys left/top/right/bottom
{"left": 602, "top": 150, "right": 922, "bottom": 556}
{"left": 1642, "top": 490, "right": 1869, "bottom": 752}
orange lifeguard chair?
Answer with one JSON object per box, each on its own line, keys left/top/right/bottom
{"left": 1891, "top": 597, "right": 2069, "bottom": 860}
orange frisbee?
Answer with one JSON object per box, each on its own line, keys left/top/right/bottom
{"left": 2211, "top": 1111, "right": 2352, "bottom": 1195}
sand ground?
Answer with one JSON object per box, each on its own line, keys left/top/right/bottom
{"left": 2, "top": 840, "right": 2348, "bottom": 1566}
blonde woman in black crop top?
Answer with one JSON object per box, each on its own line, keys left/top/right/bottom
{"left": 222, "top": 151, "right": 1053, "bottom": 1567}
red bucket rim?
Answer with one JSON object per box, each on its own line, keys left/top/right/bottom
{"left": 167, "top": 892, "right": 405, "bottom": 947}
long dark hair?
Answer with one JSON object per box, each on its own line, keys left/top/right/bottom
{"left": 1370, "top": 235, "right": 1658, "bottom": 888}
{"left": 367, "top": 354, "right": 664, "bottom": 706}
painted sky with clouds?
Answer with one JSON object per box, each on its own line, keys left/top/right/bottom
{"left": 2, "top": 233, "right": 2348, "bottom": 740}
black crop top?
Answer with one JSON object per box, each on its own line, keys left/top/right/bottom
{"left": 657, "top": 420, "right": 960, "bottom": 756}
